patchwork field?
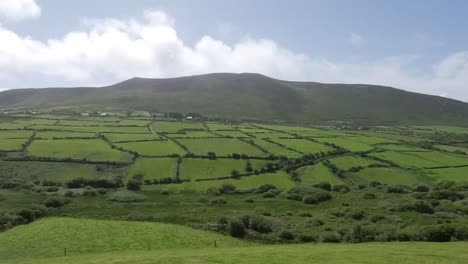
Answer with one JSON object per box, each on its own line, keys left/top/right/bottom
{"left": 350, "top": 167, "right": 423, "bottom": 186}
{"left": 315, "top": 137, "right": 374, "bottom": 152}
{"left": 115, "top": 140, "right": 186, "bottom": 156}
{"left": 328, "top": 155, "right": 384, "bottom": 170}
{"left": 179, "top": 158, "right": 247, "bottom": 180}
{"left": 27, "top": 139, "right": 132, "bottom": 162}
{"left": 270, "top": 138, "right": 333, "bottom": 154}
{"left": 177, "top": 138, "right": 266, "bottom": 156}
{"left": 296, "top": 163, "right": 344, "bottom": 186}
{"left": 128, "top": 158, "right": 177, "bottom": 180}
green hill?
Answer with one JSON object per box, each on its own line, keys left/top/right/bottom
{"left": 1, "top": 73, "right": 468, "bottom": 124}
{"left": 0, "top": 217, "right": 248, "bottom": 259}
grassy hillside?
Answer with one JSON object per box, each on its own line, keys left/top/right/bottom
{"left": 0, "top": 218, "right": 248, "bottom": 259}
{"left": 2, "top": 73, "right": 468, "bottom": 124}
{"left": 4, "top": 241, "right": 468, "bottom": 264}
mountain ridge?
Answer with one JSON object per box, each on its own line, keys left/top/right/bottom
{"left": 1, "top": 73, "right": 467, "bottom": 125}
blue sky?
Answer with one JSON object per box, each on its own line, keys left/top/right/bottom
{"left": 0, "top": 0, "right": 467, "bottom": 101}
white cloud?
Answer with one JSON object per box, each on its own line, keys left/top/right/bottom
{"left": 0, "top": 0, "right": 40, "bottom": 22}
{"left": 0, "top": 10, "right": 468, "bottom": 101}
{"left": 349, "top": 32, "right": 364, "bottom": 46}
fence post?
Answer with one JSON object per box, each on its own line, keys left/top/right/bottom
{"left": 214, "top": 240, "right": 217, "bottom": 248}
{"left": 147, "top": 242, "right": 150, "bottom": 251}
{"left": 64, "top": 248, "right": 67, "bottom": 256}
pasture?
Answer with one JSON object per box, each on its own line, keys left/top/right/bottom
{"left": 179, "top": 158, "right": 247, "bottom": 180}
{"left": 115, "top": 140, "right": 186, "bottom": 156}
{"left": 128, "top": 158, "right": 177, "bottom": 181}
{"left": 26, "top": 139, "right": 132, "bottom": 162}
{"left": 177, "top": 138, "right": 266, "bottom": 156}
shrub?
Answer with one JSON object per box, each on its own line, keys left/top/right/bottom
{"left": 218, "top": 183, "right": 237, "bottom": 194}
{"left": 46, "top": 186, "right": 59, "bottom": 192}
{"left": 262, "top": 190, "right": 278, "bottom": 198}
{"left": 412, "top": 200, "right": 435, "bottom": 214}
{"left": 126, "top": 179, "right": 142, "bottom": 191}
{"left": 423, "top": 225, "right": 455, "bottom": 242}
{"left": 413, "top": 184, "right": 430, "bottom": 192}
{"left": 64, "top": 190, "right": 75, "bottom": 197}
{"left": 332, "top": 184, "right": 350, "bottom": 193}
{"left": 369, "top": 181, "right": 382, "bottom": 188}
{"left": 250, "top": 216, "right": 273, "bottom": 233}
{"left": 385, "top": 185, "right": 408, "bottom": 193}
{"left": 362, "top": 192, "right": 376, "bottom": 199}
{"left": 303, "top": 195, "right": 319, "bottom": 204}
{"left": 44, "top": 197, "right": 70, "bottom": 208}
{"left": 321, "top": 232, "right": 341, "bottom": 243}
{"left": 228, "top": 218, "right": 246, "bottom": 238}
{"left": 244, "top": 198, "right": 254, "bottom": 203}
{"left": 279, "top": 230, "right": 295, "bottom": 240}
{"left": 299, "top": 235, "right": 317, "bottom": 242}
{"left": 256, "top": 184, "right": 278, "bottom": 193}
{"left": 231, "top": 169, "right": 240, "bottom": 179}
{"left": 107, "top": 190, "right": 146, "bottom": 203}
{"left": 313, "top": 182, "right": 331, "bottom": 191}
{"left": 211, "top": 198, "right": 227, "bottom": 205}
{"left": 17, "top": 209, "right": 35, "bottom": 223}
{"left": 82, "top": 187, "right": 98, "bottom": 197}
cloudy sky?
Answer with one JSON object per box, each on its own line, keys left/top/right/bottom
{"left": 0, "top": 0, "right": 467, "bottom": 101}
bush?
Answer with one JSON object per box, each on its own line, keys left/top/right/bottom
{"left": 44, "top": 197, "right": 70, "bottom": 208}
{"left": 423, "top": 225, "right": 455, "bottom": 242}
{"left": 262, "top": 190, "right": 278, "bottom": 198}
{"left": 385, "top": 185, "right": 408, "bottom": 193}
{"left": 412, "top": 200, "right": 435, "bottom": 214}
{"left": 211, "top": 198, "right": 227, "bottom": 205}
{"left": 228, "top": 218, "right": 246, "bottom": 238}
{"left": 218, "top": 184, "right": 237, "bottom": 194}
{"left": 17, "top": 209, "right": 35, "bottom": 223}
{"left": 256, "top": 184, "right": 278, "bottom": 193}
{"left": 299, "top": 235, "right": 317, "bottom": 242}
{"left": 279, "top": 230, "right": 295, "bottom": 240}
{"left": 303, "top": 195, "right": 319, "bottom": 204}
{"left": 46, "top": 186, "right": 59, "bottom": 192}
{"left": 369, "top": 181, "right": 382, "bottom": 188}
{"left": 362, "top": 192, "right": 376, "bottom": 199}
{"left": 250, "top": 216, "right": 273, "bottom": 233}
{"left": 413, "top": 184, "right": 430, "bottom": 192}
{"left": 107, "top": 190, "right": 146, "bottom": 203}
{"left": 244, "top": 198, "right": 254, "bottom": 203}
{"left": 313, "top": 182, "right": 331, "bottom": 191}
{"left": 321, "top": 232, "right": 341, "bottom": 243}
{"left": 82, "top": 186, "right": 98, "bottom": 197}
{"left": 126, "top": 179, "right": 142, "bottom": 191}
{"left": 332, "top": 184, "right": 350, "bottom": 193}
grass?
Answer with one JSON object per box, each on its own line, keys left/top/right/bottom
{"left": 153, "top": 122, "right": 205, "bottom": 133}
{"left": 35, "top": 131, "right": 96, "bottom": 139}
{"left": 423, "top": 167, "right": 468, "bottom": 183}
{"left": 166, "top": 131, "right": 218, "bottom": 138}
{"left": 0, "top": 130, "right": 33, "bottom": 139}
{"left": 102, "top": 133, "right": 158, "bottom": 142}
{"left": 177, "top": 138, "right": 266, "bottom": 156}
{"left": 0, "top": 161, "right": 124, "bottom": 183}
{"left": 328, "top": 155, "right": 384, "bottom": 170}
{"left": 269, "top": 139, "right": 332, "bottom": 154}
{"left": 370, "top": 151, "right": 468, "bottom": 168}
{"left": 315, "top": 138, "right": 374, "bottom": 152}
{"left": 179, "top": 158, "right": 247, "bottom": 180}
{"left": 350, "top": 167, "right": 423, "bottom": 186}
{"left": 4, "top": 242, "right": 467, "bottom": 264}
{"left": 213, "top": 130, "right": 250, "bottom": 138}
{"left": 29, "top": 125, "right": 149, "bottom": 134}
{"left": 296, "top": 163, "right": 344, "bottom": 186}
{"left": 0, "top": 217, "right": 248, "bottom": 259}
{"left": 26, "top": 139, "right": 132, "bottom": 162}
{"left": 434, "top": 144, "right": 468, "bottom": 154}
{"left": 115, "top": 140, "right": 186, "bottom": 156}
{"left": 128, "top": 158, "right": 177, "bottom": 180}
{"left": 249, "top": 138, "right": 301, "bottom": 157}
{"left": 163, "top": 171, "right": 295, "bottom": 192}
{"left": 0, "top": 139, "right": 28, "bottom": 151}
{"left": 378, "top": 144, "right": 429, "bottom": 152}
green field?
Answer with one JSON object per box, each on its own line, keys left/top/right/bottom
{"left": 27, "top": 139, "right": 132, "bottom": 162}
{"left": 296, "top": 163, "right": 344, "bottom": 186}
{"left": 102, "top": 133, "right": 158, "bottom": 142}
{"left": 166, "top": 131, "right": 218, "bottom": 138}
{"left": 350, "top": 167, "right": 423, "bottom": 186}
{"left": 177, "top": 138, "right": 266, "bottom": 156}
{"left": 0, "top": 218, "right": 247, "bottom": 259}
{"left": 115, "top": 140, "right": 186, "bottom": 156}
{"left": 179, "top": 158, "right": 247, "bottom": 180}
{"left": 153, "top": 121, "right": 205, "bottom": 133}
{"left": 29, "top": 125, "right": 149, "bottom": 134}
{"left": 0, "top": 139, "right": 28, "bottom": 151}
{"left": 370, "top": 151, "right": 468, "bottom": 168}
{"left": 128, "top": 158, "right": 177, "bottom": 180}
{"left": 270, "top": 139, "right": 333, "bottom": 154}
{"left": 378, "top": 144, "right": 429, "bottom": 152}
{"left": 0, "top": 130, "right": 33, "bottom": 139}
{"left": 163, "top": 171, "right": 295, "bottom": 192}
{"left": 329, "top": 155, "right": 384, "bottom": 170}
{"left": 249, "top": 138, "right": 301, "bottom": 157}
{"left": 315, "top": 137, "right": 374, "bottom": 152}
{"left": 423, "top": 167, "right": 468, "bottom": 183}
{"left": 35, "top": 131, "right": 96, "bottom": 139}
{"left": 434, "top": 144, "right": 468, "bottom": 154}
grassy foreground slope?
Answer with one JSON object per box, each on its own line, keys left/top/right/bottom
{"left": 5, "top": 242, "right": 467, "bottom": 264}
{"left": 0, "top": 218, "right": 248, "bottom": 259}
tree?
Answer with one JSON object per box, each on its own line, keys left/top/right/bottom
{"left": 231, "top": 169, "right": 240, "bottom": 179}
{"left": 228, "top": 218, "right": 246, "bottom": 238}
{"left": 126, "top": 179, "right": 141, "bottom": 191}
